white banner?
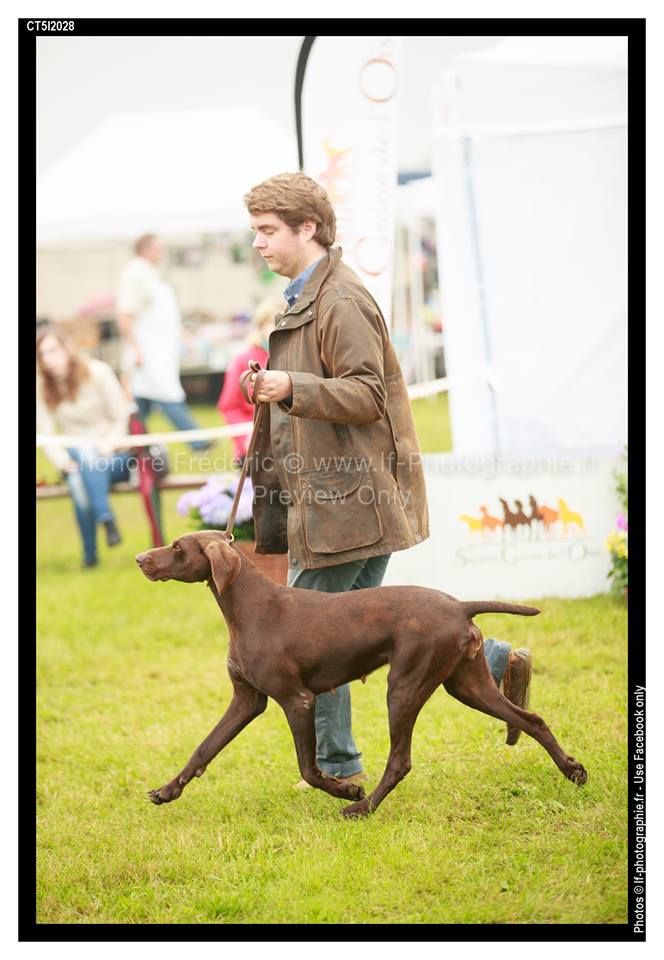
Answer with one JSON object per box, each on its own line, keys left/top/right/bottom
{"left": 384, "top": 449, "right": 623, "bottom": 599}
{"left": 301, "top": 36, "right": 401, "bottom": 324}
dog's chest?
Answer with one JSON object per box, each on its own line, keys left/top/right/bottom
{"left": 227, "top": 633, "right": 271, "bottom": 692}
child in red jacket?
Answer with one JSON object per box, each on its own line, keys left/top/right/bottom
{"left": 217, "top": 299, "right": 283, "bottom": 464}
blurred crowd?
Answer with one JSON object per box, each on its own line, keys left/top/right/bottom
{"left": 37, "top": 231, "right": 282, "bottom": 569}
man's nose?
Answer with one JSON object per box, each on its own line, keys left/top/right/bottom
{"left": 253, "top": 234, "right": 266, "bottom": 249}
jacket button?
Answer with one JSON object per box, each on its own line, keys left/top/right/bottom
{"left": 274, "top": 437, "right": 281, "bottom": 445}
{"left": 308, "top": 310, "right": 313, "bottom": 316}
{"left": 279, "top": 320, "right": 286, "bottom": 327}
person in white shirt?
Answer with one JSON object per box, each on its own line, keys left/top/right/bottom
{"left": 116, "top": 234, "right": 210, "bottom": 451}
{"left": 37, "top": 328, "right": 133, "bottom": 568}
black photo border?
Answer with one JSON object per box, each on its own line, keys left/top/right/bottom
{"left": 21, "top": 16, "right": 645, "bottom": 943}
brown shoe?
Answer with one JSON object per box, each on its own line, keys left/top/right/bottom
{"left": 293, "top": 771, "right": 369, "bottom": 790}
{"left": 503, "top": 648, "right": 532, "bottom": 746}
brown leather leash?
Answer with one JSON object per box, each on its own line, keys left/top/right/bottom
{"left": 223, "top": 360, "right": 267, "bottom": 541}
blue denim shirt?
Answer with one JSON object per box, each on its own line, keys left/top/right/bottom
{"left": 283, "top": 256, "right": 325, "bottom": 308}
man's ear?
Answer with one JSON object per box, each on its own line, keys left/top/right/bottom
{"left": 301, "top": 219, "right": 317, "bottom": 242}
{"left": 203, "top": 540, "right": 241, "bottom": 594}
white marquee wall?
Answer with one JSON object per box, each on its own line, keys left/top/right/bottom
{"left": 431, "top": 36, "right": 627, "bottom": 456}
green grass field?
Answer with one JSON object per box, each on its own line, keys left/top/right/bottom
{"left": 36, "top": 397, "right": 628, "bottom": 924}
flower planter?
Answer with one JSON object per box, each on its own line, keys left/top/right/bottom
{"left": 176, "top": 476, "right": 289, "bottom": 584}
{"left": 235, "top": 540, "right": 289, "bottom": 585}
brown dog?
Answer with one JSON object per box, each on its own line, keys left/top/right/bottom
{"left": 136, "top": 531, "right": 587, "bottom": 818}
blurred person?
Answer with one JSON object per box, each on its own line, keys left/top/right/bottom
{"left": 37, "top": 328, "right": 133, "bottom": 569}
{"left": 217, "top": 298, "right": 282, "bottom": 465}
{"left": 243, "top": 172, "right": 533, "bottom": 787}
{"left": 116, "top": 233, "right": 210, "bottom": 452}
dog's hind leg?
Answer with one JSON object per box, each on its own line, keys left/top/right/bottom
{"left": 148, "top": 672, "right": 267, "bottom": 805}
{"left": 443, "top": 654, "right": 587, "bottom": 786}
{"left": 341, "top": 668, "right": 444, "bottom": 819}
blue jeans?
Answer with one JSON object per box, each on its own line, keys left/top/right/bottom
{"left": 134, "top": 396, "right": 208, "bottom": 451}
{"left": 65, "top": 447, "right": 131, "bottom": 564}
{"left": 484, "top": 637, "right": 512, "bottom": 686}
{"left": 287, "top": 554, "right": 392, "bottom": 777}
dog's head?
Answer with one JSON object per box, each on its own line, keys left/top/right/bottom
{"left": 136, "top": 531, "right": 242, "bottom": 594}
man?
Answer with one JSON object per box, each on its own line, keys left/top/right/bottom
{"left": 116, "top": 233, "right": 210, "bottom": 452}
{"left": 243, "top": 172, "right": 531, "bottom": 786}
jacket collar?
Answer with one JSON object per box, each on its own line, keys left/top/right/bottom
{"left": 282, "top": 246, "right": 342, "bottom": 317}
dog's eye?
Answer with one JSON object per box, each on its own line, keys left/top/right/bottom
{"left": 173, "top": 543, "right": 181, "bottom": 552}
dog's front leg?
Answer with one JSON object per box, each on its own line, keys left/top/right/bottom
{"left": 148, "top": 675, "right": 267, "bottom": 805}
{"left": 279, "top": 691, "right": 366, "bottom": 803}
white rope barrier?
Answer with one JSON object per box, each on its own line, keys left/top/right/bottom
{"left": 36, "top": 374, "right": 466, "bottom": 450}
{"left": 406, "top": 374, "right": 455, "bottom": 402}
{"left": 36, "top": 419, "right": 255, "bottom": 450}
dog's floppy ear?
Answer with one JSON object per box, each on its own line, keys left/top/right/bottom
{"left": 203, "top": 540, "right": 241, "bottom": 594}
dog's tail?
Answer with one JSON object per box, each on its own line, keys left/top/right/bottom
{"left": 461, "top": 601, "right": 540, "bottom": 618}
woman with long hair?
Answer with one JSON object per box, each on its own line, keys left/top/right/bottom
{"left": 37, "top": 327, "right": 133, "bottom": 568}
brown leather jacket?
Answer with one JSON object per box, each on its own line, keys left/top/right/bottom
{"left": 250, "top": 246, "right": 429, "bottom": 569}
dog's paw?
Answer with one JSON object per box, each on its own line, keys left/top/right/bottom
{"left": 565, "top": 758, "right": 588, "bottom": 787}
{"left": 347, "top": 782, "right": 366, "bottom": 801}
{"left": 341, "top": 797, "right": 373, "bottom": 819}
{"left": 147, "top": 780, "right": 183, "bottom": 805}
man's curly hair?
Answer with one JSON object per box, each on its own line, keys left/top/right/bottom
{"left": 244, "top": 172, "right": 336, "bottom": 247}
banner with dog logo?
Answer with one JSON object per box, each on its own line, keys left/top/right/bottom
{"left": 384, "top": 449, "right": 624, "bottom": 598}
{"left": 299, "top": 36, "right": 401, "bottom": 325}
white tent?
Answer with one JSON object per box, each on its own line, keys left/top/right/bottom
{"left": 431, "top": 36, "right": 627, "bottom": 455}
{"left": 37, "top": 106, "right": 299, "bottom": 245}
{"left": 385, "top": 36, "right": 627, "bottom": 598}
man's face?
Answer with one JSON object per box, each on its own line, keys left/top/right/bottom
{"left": 250, "top": 212, "right": 312, "bottom": 279}
{"left": 143, "top": 238, "right": 163, "bottom": 265}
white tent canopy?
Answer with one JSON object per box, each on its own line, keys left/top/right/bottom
{"left": 437, "top": 35, "right": 627, "bottom": 138}
{"left": 459, "top": 34, "right": 628, "bottom": 69}
{"left": 432, "top": 35, "right": 627, "bottom": 455}
{"left": 37, "top": 106, "right": 299, "bottom": 245}
{"left": 386, "top": 36, "right": 628, "bottom": 599}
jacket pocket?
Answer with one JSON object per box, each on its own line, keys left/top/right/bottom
{"left": 301, "top": 466, "right": 383, "bottom": 555}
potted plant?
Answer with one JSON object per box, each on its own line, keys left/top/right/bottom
{"left": 177, "top": 475, "right": 288, "bottom": 584}
{"left": 605, "top": 458, "right": 628, "bottom": 601}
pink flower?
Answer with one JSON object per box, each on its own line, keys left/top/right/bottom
{"left": 616, "top": 514, "right": 628, "bottom": 532}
